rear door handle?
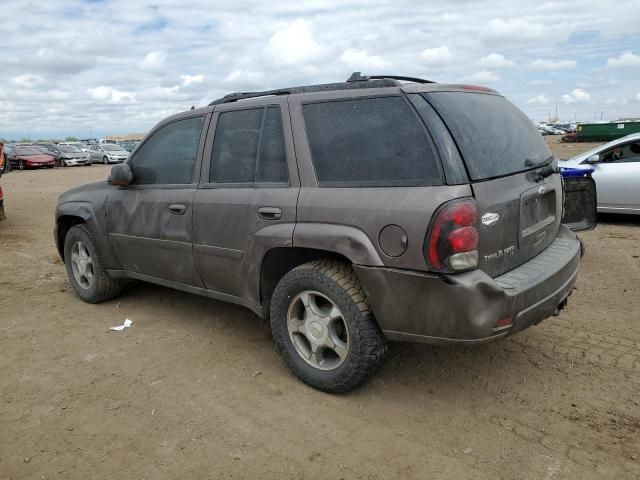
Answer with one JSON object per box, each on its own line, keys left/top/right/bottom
{"left": 257, "top": 207, "right": 282, "bottom": 220}
{"left": 168, "top": 204, "right": 187, "bottom": 215}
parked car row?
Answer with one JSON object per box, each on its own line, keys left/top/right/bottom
{"left": 537, "top": 124, "right": 576, "bottom": 136}
{"left": 1, "top": 142, "right": 130, "bottom": 169}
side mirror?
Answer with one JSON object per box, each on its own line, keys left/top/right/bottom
{"left": 108, "top": 163, "right": 132, "bottom": 186}
{"left": 586, "top": 154, "right": 600, "bottom": 163}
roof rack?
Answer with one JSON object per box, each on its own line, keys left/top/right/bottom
{"left": 347, "top": 72, "right": 436, "bottom": 84}
{"left": 208, "top": 72, "right": 434, "bottom": 105}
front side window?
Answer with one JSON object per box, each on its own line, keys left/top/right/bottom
{"left": 302, "top": 96, "right": 442, "bottom": 187}
{"left": 210, "top": 106, "right": 288, "bottom": 185}
{"left": 131, "top": 116, "right": 204, "bottom": 185}
{"left": 599, "top": 141, "right": 640, "bottom": 163}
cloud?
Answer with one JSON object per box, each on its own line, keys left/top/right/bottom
{"left": 527, "top": 94, "right": 550, "bottom": 105}
{"left": 88, "top": 86, "right": 135, "bottom": 103}
{"left": 481, "top": 18, "right": 567, "bottom": 43}
{"left": 141, "top": 50, "right": 168, "bottom": 71}
{"left": 562, "top": 89, "right": 591, "bottom": 104}
{"left": 340, "top": 49, "right": 390, "bottom": 71}
{"left": 0, "top": 0, "right": 638, "bottom": 137}
{"left": 267, "top": 19, "right": 323, "bottom": 65}
{"left": 12, "top": 74, "right": 46, "bottom": 89}
{"left": 224, "top": 70, "right": 266, "bottom": 89}
{"left": 461, "top": 71, "right": 501, "bottom": 83}
{"left": 530, "top": 59, "right": 577, "bottom": 70}
{"left": 180, "top": 74, "right": 204, "bottom": 86}
{"left": 420, "top": 46, "right": 453, "bottom": 67}
{"left": 477, "top": 53, "right": 514, "bottom": 69}
{"left": 606, "top": 52, "right": 640, "bottom": 68}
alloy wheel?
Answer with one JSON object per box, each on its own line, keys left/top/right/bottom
{"left": 286, "top": 291, "right": 350, "bottom": 371}
{"left": 70, "top": 240, "right": 95, "bottom": 289}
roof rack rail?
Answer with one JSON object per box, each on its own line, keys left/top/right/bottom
{"left": 208, "top": 73, "right": 423, "bottom": 106}
{"left": 347, "top": 72, "right": 435, "bottom": 84}
{"left": 209, "top": 89, "right": 291, "bottom": 106}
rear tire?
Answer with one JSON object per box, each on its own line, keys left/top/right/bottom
{"left": 270, "top": 260, "right": 387, "bottom": 393}
{"left": 63, "top": 224, "right": 123, "bottom": 303}
{"left": 18, "top": 160, "right": 24, "bottom": 170}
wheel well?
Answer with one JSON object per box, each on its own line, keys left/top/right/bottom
{"left": 260, "top": 247, "right": 351, "bottom": 317}
{"left": 56, "top": 215, "right": 85, "bottom": 260}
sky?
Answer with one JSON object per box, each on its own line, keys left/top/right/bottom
{"left": 1, "top": 0, "right": 639, "bottom": 140}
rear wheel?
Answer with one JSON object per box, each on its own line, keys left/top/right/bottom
{"left": 63, "top": 224, "right": 123, "bottom": 303}
{"left": 18, "top": 160, "right": 24, "bottom": 170}
{"left": 270, "top": 260, "right": 387, "bottom": 393}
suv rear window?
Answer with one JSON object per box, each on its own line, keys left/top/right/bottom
{"left": 424, "top": 92, "right": 552, "bottom": 181}
{"left": 302, "top": 96, "right": 442, "bottom": 187}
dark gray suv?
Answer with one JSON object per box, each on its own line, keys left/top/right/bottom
{"left": 55, "top": 73, "right": 596, "bottom": 393}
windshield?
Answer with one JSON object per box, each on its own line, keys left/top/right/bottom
{"left": 424, "top": 92, "right": 552, "bottom": 181}
{"left": 102, "top": 144, "right": 125, "bottom": 151}
{"left": 59, "top": 145, "right": 81, "bottom": 153}
{"left": 16, "top": 147, "right": 43, "bottom": 155}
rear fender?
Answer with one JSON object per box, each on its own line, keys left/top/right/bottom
{"left": 292, "top": 223, "right": 384, "bottom": 266}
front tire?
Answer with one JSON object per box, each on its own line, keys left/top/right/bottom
{"left": 18, "top": 160, "right": 25, "bottom": 170}
{"left": 270, "top": 260, "right": 387, "bottom": 393}
{"left": 103, "top": 156, "right": 109, "bottom": 165}
{"left": 63, "top": 224, "right": 123, "bottom": 303}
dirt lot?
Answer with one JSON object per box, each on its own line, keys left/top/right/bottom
{"left": 1, "top": 139, "right": 639, "bottom": 479}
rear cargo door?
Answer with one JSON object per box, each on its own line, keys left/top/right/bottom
{"left": 423, "top": 91, "right": 563, "bottom": 277}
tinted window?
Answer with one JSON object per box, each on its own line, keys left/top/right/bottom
{"left": 302, "top": 96, "right": 441, "bottom": 187}
{"left": 132, "top": 116, "right": 204, "bottom": 185}
{"left": 210, "top": 106, "right": 288, "bottom": 184}
{"left": 599, "top": 141, "right": 640, "bottom": 163}
{"left": 425, "top": 92, "right": 552, "bottom": 181}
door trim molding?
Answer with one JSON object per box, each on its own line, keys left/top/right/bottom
{"left": 108, "top": 233, "right": 192, "bottom": 252}
{"left": 193, "top": 243, "right": 244, "bottom": 260}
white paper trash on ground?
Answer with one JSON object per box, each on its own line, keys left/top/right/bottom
{"left": 110, "top": 319, "right": 133, "bottom": 332}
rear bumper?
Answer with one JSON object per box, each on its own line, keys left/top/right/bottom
{"left": 354, "top": 225, "right": 581, "bottom": 344}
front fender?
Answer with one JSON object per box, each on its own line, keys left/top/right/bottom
{"left": 55, "top": 200, "right": 119, "bottom": 269}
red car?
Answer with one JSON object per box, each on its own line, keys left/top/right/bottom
{"left": 7, "top": 146, "right": 55, "bottom": 170}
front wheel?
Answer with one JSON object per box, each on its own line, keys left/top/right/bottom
{"left": 18, "top": 160, "right": 25, "bottom": 170}
{"left": 64, "top": 224, "right": 123, "bottom": 303}
{"left": 270, "top": 260, "right": 387, "bottom": 393}
{"left": 103, "top": 156, "right": 108, "bottom": 165}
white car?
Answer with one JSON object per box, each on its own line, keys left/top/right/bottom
{"left": 560, "top": 132, "right": 640, "bottom": 214}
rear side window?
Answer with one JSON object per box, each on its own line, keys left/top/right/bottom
{"left": 424, "top": 92, "right": 552, "bottom": 181}
{"left": 302, "top": 96, "right": 442, "bottom": 187}
{"left": 131, "top": 116, "right": 204, "bottom": 185}
{"left": 210, "top": 106, "right": 288, "bottom": 185}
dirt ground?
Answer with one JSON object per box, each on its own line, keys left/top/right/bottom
{"left": 1, "top": 139, "right": 639, "bottom": 479}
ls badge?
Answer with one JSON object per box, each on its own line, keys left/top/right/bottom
{"left": 481, "top": 212, "right": 500, "bottom": 226}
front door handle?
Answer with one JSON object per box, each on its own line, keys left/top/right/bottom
{"left": 168, "top": 204, "right": 187, "bottom": 215}
{"left": 258, "top": 207, "right": 282, "bottom": 220}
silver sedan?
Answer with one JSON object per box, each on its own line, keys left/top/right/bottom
{"left": 89, "top": 144, "right": 129, "bottom": 164}
{"left": 560, "top": 132, "right": 640, "bottom": 214}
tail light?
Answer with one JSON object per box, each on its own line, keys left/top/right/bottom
{"left": 425, "top": 198, "right": 479, "bottom": 273}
